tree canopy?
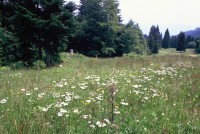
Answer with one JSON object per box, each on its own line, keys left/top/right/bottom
{"left": 162, "top": 29, "right": 170, "bottom": 49}
{"left": 0, "top": 0, "right": 76, "bottom": 66}
{"left": 176, "top": 32, "right": 186, "bottom": 52}
{"left": 148, "top": 25, "right": 162, "bottom": 54}
{"left": 0, "top": 0, "right": 149, "bottom": 67}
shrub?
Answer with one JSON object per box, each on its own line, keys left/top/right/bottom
{"left": 187, "top": 41, "right": 196, "bottom": 48}
{"left": 33, "top": 60, "right": 46, "bottom": 70}
{"left": 10, "top": 61, "right": 25, "bottom": 69}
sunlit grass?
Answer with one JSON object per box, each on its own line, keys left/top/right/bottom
{"left": 0, "top": 54, "right": 200, "bottom": 133}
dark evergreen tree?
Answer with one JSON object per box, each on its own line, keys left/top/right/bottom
{"left": 170, "top": 36, "right": 177, "bottom": 48}
{"left": 148, "top": 25, "right": 162, "bottom": 54}
{"left": 0, "top": 24, "right": 19, "bottom": 66}
{"left": 195, "top": 40, "right": 200, "bottom": 53}
{"left": 0, "top": 0, "right": 76, "bottom": 66}
{"left": 77, "top": 0, "right": 122, "bottom": 57}
{"left": 156, "top": 25, "right": 162, "bottom": 48}
{"left": 176, "top": 32, "right": 186, "bottom": 52}
{"left": 162, "top": 29, "right": 170, "bottom": 49}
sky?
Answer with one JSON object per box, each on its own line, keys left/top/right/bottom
{"left": 70, "top": 0, "right": 200, "bottom": 36}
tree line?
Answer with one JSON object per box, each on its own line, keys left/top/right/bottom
{"left": 0, "top": 0, "right": 199, "bottom": 68}
{"left": 0, "top": 0, "right": 149, "bottom": 67}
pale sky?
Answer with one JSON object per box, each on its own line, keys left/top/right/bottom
{"left": 70, "top": 0, "right": 200, "bottom": 35}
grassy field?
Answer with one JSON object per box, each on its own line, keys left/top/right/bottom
{"left": 0, "top": 53, "right": 200, "bottom": 133}
{"left": 158, "top": 48, "right": 200, "bottom": 57}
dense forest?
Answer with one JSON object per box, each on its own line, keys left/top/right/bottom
{"left": 0, "top": 0, "right": 199, "bottom": 68}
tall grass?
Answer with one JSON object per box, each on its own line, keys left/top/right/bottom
{"left": 0, "top": 54, "right": 200, "bottom": 133}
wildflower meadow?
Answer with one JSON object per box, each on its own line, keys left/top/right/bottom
{"left": 0, "top": 54, "right": 200, "bottom": 133}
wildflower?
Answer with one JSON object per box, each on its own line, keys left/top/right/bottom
{"left": 21, "top": 88, "right": 26, "bottom": 92}
{"left": 0, "top": 99, "right": 7, "bottom": 104}
{"left": 81, "top": 115, "right": 92, "bottom": 119}
{"left": 57, "top": 112, "right": 63, "bottom": 117}
{"left": 42, "top": 107, "right": 48, "bottom": 112}
{"left": 143, "top": 97, "right": 149, "bottom": 100}
{"left": 73, "top": 108, "right": 80, "bottom": 114}
{"left": 120, "top": 101, "right": 128, "bottom": 106}
{"left": 34, "top": 87, "right": 38, "bottom": 91}
{"left": 133, "top": 90, "right": 140, "bottom": 95}
{"left": 57, "top": 108, "right": 68, "bottom": 117}
{"left": 25, "top": 91, "right": 31, "bottom": 96}
{"left": 60, "top": 108, "right": 68, "bottom": 113}
{"left": 60, "top": 102, "right": 69, "bottom": 106}
{"left": 114, "top": 110, "right": 120, "bottom": 114}
{"left": 104, "top": 119, "right": 111, "bottom": 125}
{"left": 96, "top": 121, "right": 106, "bottom": 127}
{"left": 65, "top": 96, "right": 72, "bottom": 102}
{"left": 74, "top": 95, "right": 80, "bottom": 99}
{"left": 86, "top": 100, "right": 91, "bottom": 103}
{"left": 133, "top": 84, "right": 139, "bottom": 88}
{"left": 90, "top": 124, "right": 95, "bottom": 128}
{"left": 80, "top": 85, "right": 87, "bottom": 89}
{"left": 38, "top": 106, "right": 48, "bottom": 112}
{"left": 38, "top": 92, "right": 46, "bottom": 99}
{"left": 71, "top": 85, "right": 76, "bottom": 89}
{"left": 55, "top": 83, "right": 63, "bottom": 88}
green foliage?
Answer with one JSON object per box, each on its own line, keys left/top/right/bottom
{"left": 187, "top": 41, "right": 196, "bottom": 48}
{"left": 33, "top": 60, "right": 46, "bottom": 70}
{"left": 195, "top": 40, "right": 200, "bottom": 53}
{"left": 0, "top": 0, "right": 76, "bottom": 66}
{"left": 101, "top": 47, "right": 116, "bottom": 57}
{"left": 10, "top": 61, "right": 25, "bottom": 69}
{"left": 186, "top": 36, "right": 195, "bottom": 45}
{"left": 176, "top": 32, "right": 186, "bottom": 52}
{"left": 0, "top": 25, "right": 19, "bottom": 66}
{"left": 162, "top": 29, "right": 170, "bottom": 49}
{"left": 148, "top": 25, "right": 162, "bottom": 54}
{"left": 170, "top": 36, "right": 178, "bottom": 48}
{"left": 77, "top": 0, "right": 122, "bottom": 57}
{"left": 121, "top": 20, "right": 149, "bottom": 55}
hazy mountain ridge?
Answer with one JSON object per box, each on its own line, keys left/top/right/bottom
{"left": 184, "top": 27, "right": 200, "bottom": 38}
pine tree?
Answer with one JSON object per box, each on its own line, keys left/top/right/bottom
{"left": 148, "top": 25, "right": 161, "bottom": 54}
{"left": 77, "top": 0, "right": 122, "bottom": 57}
{"left": 0, "top": 24, "right": 19, "bottom": 66}
{"left": 170, "top": 36, "right": 177, "bottom": 48}
{"left": 176, "top": 32, "right": 186, "bottom": 53}
{"left": 162, "top": 29, "right": 170, "bottom": 49}
{"left": 0, "top": 0, "right": 76, "bottom": 66}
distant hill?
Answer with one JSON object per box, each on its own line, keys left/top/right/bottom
{"left": 184, "top": 27, "right": 200, "bottom": 38}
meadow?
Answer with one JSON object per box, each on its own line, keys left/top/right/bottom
{"left": 0, "top": 53, "right": 200, "bottom": 133}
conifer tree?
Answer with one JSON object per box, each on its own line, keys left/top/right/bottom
{"left": 0, "top": 0, "right": 76, "bottom": 66}
{"left": 148, "top": 25, "right": 162, "bottom": 54}
{"left": 162, "top": 29, "right": 170, "bottom": 49}
{"left": 77, "top": 0, "right": 122, "bottom": 57}
{"left": 176, "top": 32, "right": 186, "bottom": 53}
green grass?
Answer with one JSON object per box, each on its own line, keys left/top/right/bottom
{"left": 158, "top": 48, "right": 200, "bottom": 57}
{"left": 0, "top": 53, "right": 200, "bottom": 133}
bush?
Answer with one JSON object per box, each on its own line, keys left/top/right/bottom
{"left": 10, "top": 61, "right": 25, "bottom": 69}
{"left": 33, "top": 60, "right": 46, "bottom": 70}
{"left": 0, "top": 66, "right": 11, "bottom": 71}
{"left": 196, "top": 45, "right": 200, "bottom": 53}
{"left": 187, "top": 41, "right": 196, "bottom": 48}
